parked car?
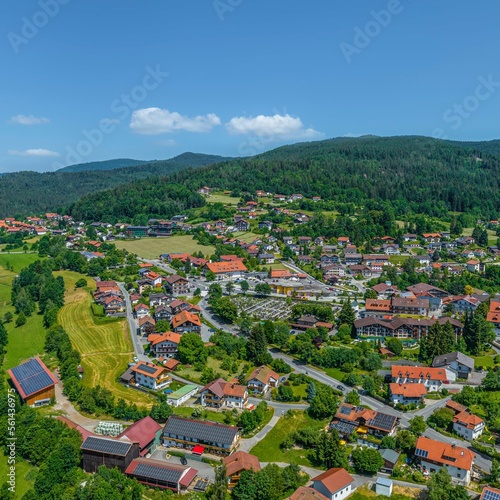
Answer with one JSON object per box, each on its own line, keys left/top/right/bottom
{"left": 337, "top": 385, "right": 345, "bottom": 391}
{"left": 180, "top": 457, "right": 188, "bottom": 465}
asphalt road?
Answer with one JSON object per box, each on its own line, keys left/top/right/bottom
{"left": 118, "top": 282, "right": 149, "bottom": 363}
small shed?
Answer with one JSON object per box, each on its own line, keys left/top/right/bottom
{"left": 375, "top": 477, "right": 393, "bottom": 497}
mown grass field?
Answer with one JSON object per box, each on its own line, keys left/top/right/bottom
{"left": 250, "top": 411, "right": 328, "bottom": 466}
{"left": 56, "top": 271, "right": 156, "bottom": 407}
{"left": 114, "top": 235, "right": 215, "bottom": 260}
{"left": 0, "top": 451, "right": 37, "bottom": 498}
{"left": 232, "top": 231, "right": 262, "bottom": 243}
{"left": 176, "top": 356, "right": 254, "bottom": 384}
{"left": 206, "top": 193, "right": 241, "bottom": 205}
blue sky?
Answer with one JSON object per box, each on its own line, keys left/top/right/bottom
{"left": 1, "top": 0, "right": 500, "bottom": 172}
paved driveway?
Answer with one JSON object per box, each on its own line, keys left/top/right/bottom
{"left": 150, "top": 446, "right": 215, "bottom": 481}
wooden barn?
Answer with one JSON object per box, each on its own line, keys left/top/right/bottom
{"left": 81, "top": 436, "right": 140, "bottom": 472}
{"left": 7, "top": 357, "right": 58, "bottom": 407}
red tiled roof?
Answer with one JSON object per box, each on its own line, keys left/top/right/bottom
{"left": 389, "top": 383, "right": 427, "bottom": 397}
{"left": 415, "top": 436, "right": 474, "bottom": 470}
{"left": 312, "top": 468, "right": 354, "bottom": 495}
{"left": 223, "top": 451, "right": 260, "bottom": 476}
{"left": 270, "top": 269, "right": 291, "bottom": 279}
{"left": 453, "top": 410, "right": 484, "bottom": 429}
{"left": 289, "top": 487, "right": 329, "bottom": 500}
{"left": 445, "top": 400, "right": 467, "bottom": 414}
{"left": 132, "top": 362, "right": 168, "bottom": 379}
{"left": 205, "top": 261, "right": 247, "bottom": 273}
{"left": 391, "top": 365, "right": 448, "bottom": 381}
{"left": 172, "top": 311, "right": 202, "bottom": 328}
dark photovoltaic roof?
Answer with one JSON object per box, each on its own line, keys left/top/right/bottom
{"left": 367, "top": 412, "right": 398, "bottom": 431}
{"left": 330, "top": 421, "right": 357, "bottom": 435}
{"left": 132, "top": 462, "right": 184, "bottom": 483}
{"left": 137, "top": 363, "right": 158, "bottom": 375}
{"left": 81, "top": 436, "right": 132, "bottom": 456}
{"left": 8, "top": 357, "right": 57, "bottom": 399}
{"left": 163, "top": 416, "right": 238, "bottom": 446}
{"left": 339, "top": 406, "right": 352, "bottom": 416}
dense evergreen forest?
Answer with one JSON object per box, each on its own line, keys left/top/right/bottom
{"left": 69, "top": 136, "right": 500, "bottom": 221}
{"left": 0, "top": 153, "right": 230, "bottom": 217}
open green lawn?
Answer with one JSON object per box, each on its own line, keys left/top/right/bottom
{"left": 0, "top": 253, "right": 40, "bottom": 273}
{"left": 232, "top": 231, "right": 261, "bottom": 243}
{"left": 0, "top": 255, "right": 48, "bottom": 370}
{"left": 250, "top": 411, "right": 328, "bottom": 467}
{"left": 389, "top": 255, "right": 410, "bottom": 265}
{"left": 114, "top": 236, "right": 215, "bottom": 260}
{"left": 472, "top": 354, "right": 495, "bottom": 368}
{"left": 206, "top": 193, "right": 241, "bottom": 205}
{"left": 176, "top": 357, "right": 254, "bottom": 384}
{"left": 0, "top": 451, "right": 37, "bottom": 498}
{"left": 172, "top": 406, "right": 229, "bottom": 424}
{"left": 56, "top": 271, "right": 156, "bottom": 408}
{"left": 289, "top": 383, "right": 308, "bottom": 400}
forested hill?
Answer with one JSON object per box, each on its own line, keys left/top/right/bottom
{"left": 57, "top": 158, "right": 146, "bottom": 172}
{"left": 0, "top": 153, "right": 232, "bottom": 217}
{"left": 68, "top": 136, "right": 500, "bottom": 222}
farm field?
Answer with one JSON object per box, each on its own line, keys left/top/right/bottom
{"left": 114, "top": 235, "right": 215, "bottom": 260}
{"left": 250, "top": 410, "right": 327, "bottom": 466}
{"left": 56, "top": 271, "right": 156, "bottom": 407}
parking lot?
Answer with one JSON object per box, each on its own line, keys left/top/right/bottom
{"left": 150, "top": 446, "right": 216, "bottom": 481}
{"left": 232, "top": 296, "right": 293, "bottom": 321}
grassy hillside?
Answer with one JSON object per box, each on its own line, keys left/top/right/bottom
{"left": 0, "top": 152, "right": 232, "bottom": 217}
{"left": 69, "top": 136, "right": 500, "bottom": 221}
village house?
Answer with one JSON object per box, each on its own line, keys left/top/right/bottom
{"left": 148, "top": 331, "right": 182, "bottom": 357}
{"left": 170, "top": 299, "right": 201, "bottom": 316}
{"left": 149, "top": 293, "right": 170, "bottom": 307}
{"left": 163, "top": 416, "right": 240, "bottom": 456}
{"left": 414, "top": 436, "right": 475, "bottom": 484}
{"left": 165, "top": 275, "right": 189, "bottom": 295}
{"left": 131, "top": 361, "right": 171, "bottom": 390}
{"left": 258, "top": 253, "right": 275, "bottom": 264}
{"left": 311, "top": 468, "right": 355, "bottom": 500}
{"left": 234, "top": 219, "right": 250, "bottom": 232}
{"left": 138, "top": 316, "right": 156, "bottom": 335}
{"left": 391, "top": 365, "right": 452, "bottom": 391}
{"left": 487, "top": 300, "right": 500, "bottom": 331}
{"left": 389, "top": 383, "right": 427, "bottom": 405}
{"left": 134, "top": 303, "right": 150, "bottom": 319}
{"left": 446, "top": 294, "right": 480, "bottom": 313}
{"left": 422, "top": 233, "right": 441, "bottom": 244}
{"left": 154, "top": 304, "right": 171, "bottom": 321}
{"left": 247, "top": 366, "right": 279, "bottom": 395}
{"left": 432, "top": 351, "right": 474, "bottom": 379}
{"left": 200, "top": 378, "right": 248, "bottom": 409}
{"left": 223, "top": 451, "right": 260, "bottom": 490}
{"left": 171, "top": 311, "right": 202, "bottom": 334}
{"left": 453, "top": 410, "right": 485, "bottom": 441}
{"left": 466, "top": 259, "right": 482, "bottom": 273}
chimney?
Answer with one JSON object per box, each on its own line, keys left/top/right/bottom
{"left": 452, "top": 444, "right": 456, "bottom": 448}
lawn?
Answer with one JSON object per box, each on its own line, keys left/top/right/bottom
{"left": 114, "top": 235, "right": 215, "bottom": 260}
{"left": 289, "top": 383, "right": 308, "bottom": 400}
{"left": 176, "top": 357, "right": 254, "bottom": 384}
{"left": 56, "top": 271, "right": 156, "bottom": 407}
{"left": 232, "top": 231, "right": 261, "bottom": 243}
{"left": 472, "top": 354, "right": 495, "bottom": 368}
{"left": 0, "top": 252, "right": 41, "bottom": 273}
{"left": 389, "top": 255, "right": 410, "bottom": 265}
{"left": 206, "top": 193, "right": 241, "bottom": 205}
{"left": 172, "top": 406, "right": 230, "bottom": 424}
{"left": 0, "top": 451, "right": 37, "bottom": 498}
{"left": 463, "top": 227, "right": 497, "bottom": 245}
{"left": 250, "top": 411, "right": 328, "bottom": 467}
{"left": 0, "top": 256, "right": 48, "bottom": 370}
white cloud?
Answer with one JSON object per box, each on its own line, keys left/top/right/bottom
{"left": 8, "top": 148, "right": 60, "bottom": 157}
{"left": 225, "top": 113, "right": 323, "bottom": 139}
{"left": 130, "top": 107, "right": 221, "bottom": 134}
{"left": 9, "top": 114, "right": 50, "bottom": 125}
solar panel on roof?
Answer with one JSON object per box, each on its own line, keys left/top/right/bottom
{"left": 415, "top": 448, "right": 428, "bottom": 458}
{"left": 81, "top": 436, "right": 132, "bottom": 455}
{"left": 164, "top": 417, "right": 238, "bottom": 446}
{"left": 368, "top": 412, "right": 397, "bottom": 431}
{"left": 10, "top": 358, "right": 55, "bottom": 397}
{"left": 339, "top": 406, "right": 352, "bottom": 415}
{"left": 132, "top": 463, "right": 183, "bottom": 484}
{"left": 330, "top": 421, "right": 357, "bottom": 435}
{"left": 484, "top": 491, "right": 500, "bottom": 500}
{"left": 137, "top": 364, "right": 158, "bottom": 374}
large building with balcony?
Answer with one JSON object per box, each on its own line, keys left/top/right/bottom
{"left": 200, "top": 378, "right": 248, "bottom": 409}
{"left": 163, "top": 416, "right": 240, "bottom": 456}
